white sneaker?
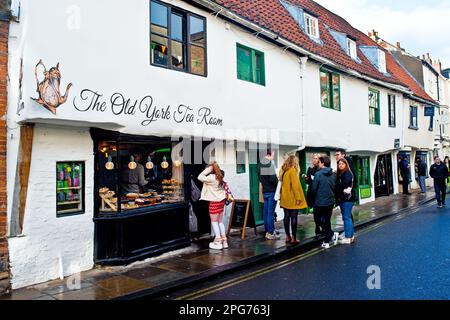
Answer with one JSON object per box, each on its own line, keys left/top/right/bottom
{"left": 209, "top": 241, "right": 223, "bottom": 250}
{"left": 321, "top": 242, "right": 330, "bottom": 249}
{"left": 338, "top": 233, "right": 346, "bottom": 241}
{"left": 338, "top": 237, "right": 355, "bottom": 245}
{"left": 332, "top": 232, "right": 340, "bottom": 245}
{"left": 221, "top": 237, "right": 229, "bottom": 249}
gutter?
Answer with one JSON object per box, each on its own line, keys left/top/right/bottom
{"left": 190, "top": 0, "right": 411, "bottom": 95}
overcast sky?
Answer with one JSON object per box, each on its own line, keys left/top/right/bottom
{"left": 315, "top": 0, "right": 450, "bottom": 69}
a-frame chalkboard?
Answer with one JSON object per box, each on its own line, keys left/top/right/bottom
{"left": 227, "top": 199, "right": 257, "bottom": 240}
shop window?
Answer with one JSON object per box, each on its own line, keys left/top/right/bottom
{"left": 96, "top": 138, "right": 185, "bottom": 215}
{"left": 320, "top": 69, "right": 340, "bottom": 111}
{"left": 237, "top": 44, "right": 265, "bottom": 86}
{"left": 150, "top": 0, "right": 206, "bottom": 76}
{"left": 236, "top": 150, "right": 246, "bottom": 174}
{"left": 369, "top": 88, "right": 380, "bottom": 125}
{"left": 56, "top": 162, "right": 84, "bottom": 216}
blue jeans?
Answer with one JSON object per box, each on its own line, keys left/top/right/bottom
{"left": 263, "top": 193, "right": 277, "bottom": 234}
{"left": 340, "top": 202, "right": 355, "bottom": 238}
{"left": 418, "top": 176, "right": 426, "bottom": 193}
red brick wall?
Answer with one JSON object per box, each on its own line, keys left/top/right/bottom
{"left": 0, "top": 19, "right": 10, "bottom": 294}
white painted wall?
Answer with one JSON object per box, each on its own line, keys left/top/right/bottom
{"left": 8, "top": 125, "right": 94, "bottom": 289}
{"left": 16, "top": 0, "right": 303, "bottom": 146}
{"left": 303, "top": 63, "right": 403, "bottom": 153}
{"left": 402, "top": 98, "right": 435, "bottom": 150}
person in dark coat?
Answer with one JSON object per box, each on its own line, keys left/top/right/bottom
{"left": 429, "top": 156, "right": 449, "bottom": 208}
{"left": 415, "top": 157, "right": 428, "bottom": 193}
{"left": 258, "top": 150, "right": 280, "bottom": 240}
{"left": 399, "top": 156, "right": 411, "bottom": 195}
{"left": 312, "top": 156, "right": 338, "bottom": 249}
{"left": 304, "top": 154, "right": 321, "bottom": 235}
{"left": 336, "top": 158, "right": 356, "bottom": 245}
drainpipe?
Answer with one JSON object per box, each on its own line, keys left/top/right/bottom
{"left": 298, "top": 56, "right": 308, "bottom": 152}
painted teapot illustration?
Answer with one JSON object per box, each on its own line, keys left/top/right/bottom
{"left": 31, "top": 59, "right": 73, "bottom": 114}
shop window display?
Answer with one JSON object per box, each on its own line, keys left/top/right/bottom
{"left": 56, "top": 161, "right": 84, "bottom": 216}
{"left": 97, "top": 140, "right": 185, "bottom": 215}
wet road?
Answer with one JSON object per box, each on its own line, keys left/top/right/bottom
{"left": 167, "top": 202, "right": 450, "bottom": 300}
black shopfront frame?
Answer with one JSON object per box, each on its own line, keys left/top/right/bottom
{"left": 91, "top": 128, "right": 191, "bottom": 265}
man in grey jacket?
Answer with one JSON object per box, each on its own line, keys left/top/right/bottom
{"left": 312, "top": 156, "right": 338, "bottom": 249}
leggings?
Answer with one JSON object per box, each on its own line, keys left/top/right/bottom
{"left": 283, "top": 209, "right": 299, "bottom": 239}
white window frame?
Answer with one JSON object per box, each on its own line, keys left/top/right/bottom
{"left": 378, "top": 49, "right": 387, "bottom": 73}
{"left": 347, "top": 38, "right": 357, "bottom": 59}
{"left": 304, "top": 13, "right": 319, "bottom": 38}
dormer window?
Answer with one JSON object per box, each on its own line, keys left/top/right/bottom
{"left": 378, "top": 49, "right": 386, "bottom": 73}
{"left": 304, "top": 13, "right": 319, "bottom": 38}
{"left": 347, "top": 38, "right": 357, "bottom": 59}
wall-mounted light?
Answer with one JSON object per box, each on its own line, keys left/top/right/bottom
{"left": 146, "top": 156, "right": 154, "bottom": 170}
{"left": 128, "top": 155, "right": 137, "bottom": 170}
{"left": 105, "top": 155, "right": 114, "bottom": 170}
{"left": 161, "top": 156, "right": 169, "bottom": 169}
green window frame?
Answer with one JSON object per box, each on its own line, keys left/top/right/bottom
{"left": 356, "top": 157, "right": 372, "bottom": 199}
{"left": 320, "top": 69, "right": 341, "bottom": 111}
{"left": 237, "top": 44, "right": 265, "bottom": 86}
{"left": 369, "top": 88, "right": 380, "bottom": 125}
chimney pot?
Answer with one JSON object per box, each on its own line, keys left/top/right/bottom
{"left": 396, "top": 42, "right": 401, "bottom": 48}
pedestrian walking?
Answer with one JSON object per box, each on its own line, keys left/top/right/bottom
{"left": 279, "top": 155, "right": 307, "bottom": 244}
{"left": 336, "top": 158, "right": 356, "bottom": 245}
{"left": 312, "top": 156, "right": 339, "bottom": 249}
{"left": 415, "top": 157, "right": 428, "bottom": 193}
{"left": 444, "top": 156, "right": 450, "bottom": 187}
{"left": 429, "top": 156, "right": 449, "bottom": 208}
{"left": 198, "top": 162, "right": 229, "bottom": 250}
{"left": 259, "top": 149, "right": 280, "bottom": 240}
{"left": 399, "top": 156, "right": 411, "bottom": 195}
{"left": 303, "top": 154, "right": 321, "bottom": 235}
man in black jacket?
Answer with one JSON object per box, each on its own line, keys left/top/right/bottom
{"left": 415, "top": 157, "right": 428, "bottom": 193}
{"left": 429, "top": 156, "right": 448, "bottom": 208}
{"left": 259, "top": 150, "right": 280, "bottom": 240}
{"left": 312, "top": 156, "right": 338, "bottom": 249}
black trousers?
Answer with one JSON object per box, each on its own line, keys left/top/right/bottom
{"left": 402, "top": 177, "right": 410, "bottom": 194}
{"left": 313, "top": 207, "right": 322, "bottom": 235}
{"left": 434, "top": 179, "right": 447, "bottom": 205}
{"left": 315, "top": 205, "right": 334, "bottom": 243}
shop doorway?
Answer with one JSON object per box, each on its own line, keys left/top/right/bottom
{"left": 249, "top": 148, "right": 264, "bottom": 226}
{"left": 374, "top": 154, "right": 394, "bottom": 198}
{"left": 189, "top": 139, "right": 214, "bottom": 237}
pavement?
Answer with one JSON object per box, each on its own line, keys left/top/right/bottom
{"left": 0, "top": 188, "right": 438, "bottom": 300}
{"left": 170, "top": 198, "right": 450, "bottom": 300}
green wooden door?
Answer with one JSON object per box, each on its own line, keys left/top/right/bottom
{"left": 249, "top": 163, "right": 264, "bottom": 226}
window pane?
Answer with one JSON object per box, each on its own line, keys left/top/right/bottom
{"left": 237, "top": 46, "right": 252, "bottom": 81}
{"left": 171, "top": 40, "right": 186, "bottom": 70}
{"left": 57, "top": 162, "right": 84, "bottom": 215}
{"left": 190, "top": 15, "right": 205, "bottom": 46}
{"left": 190, "top": 45, "right": 205, "bottom": 75}
{"left": 332, "top": 74, "right": 340, "bottom": 110}
{"left": 320, "top": 71, "right": 330, "bottom": 107}
{"left": 254, "top": 53, "right": 264, "bottom": 85}
{"left": 98, "top": 142, "right": 118, "bottom": 214}
{"left": 151, "top": 1, "right": 168, "bottom": 36}
{"left": 151, "top": 35, "right": 169, "bottom": 66}
{"left": 171, "top": 13, "right": 184, "bottom": 41}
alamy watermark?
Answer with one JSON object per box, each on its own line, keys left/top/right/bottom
{"left": 366, "top": 265, "right": 381, "bottom": 290}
